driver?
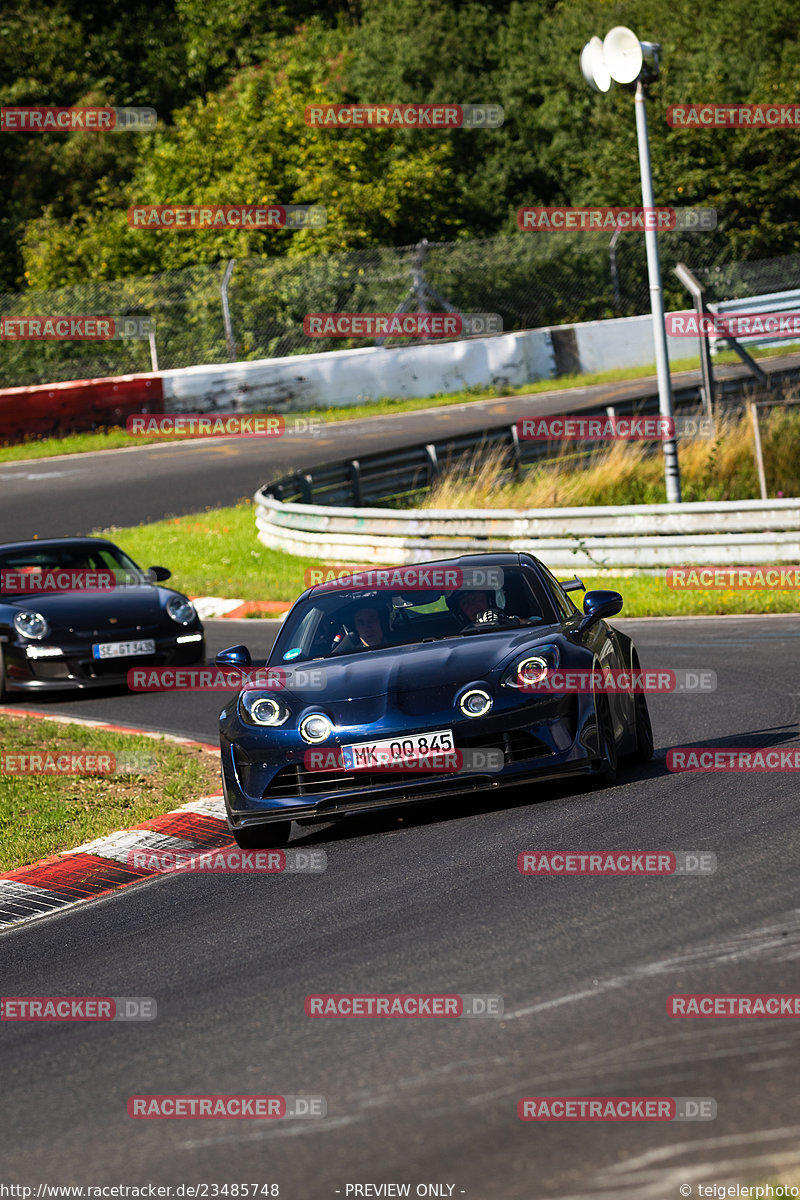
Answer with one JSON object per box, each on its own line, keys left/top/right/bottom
{"left": 448, "top": 588, "right": 521, "bottom": 628}
{"left": 330, "top": 597, "right": 392, "bottom": 655}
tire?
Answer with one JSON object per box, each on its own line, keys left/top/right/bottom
{"left": 0, "top": 645, "right": 6, "bottom": 703}
{"left": 594, "top": 692, "right": 618, "bottom": 785}
{"left": 232, "top": 821, "right": 292, "bottom": 850}
{"left": 631, "top": 689, "right": 655, "bottom": 763}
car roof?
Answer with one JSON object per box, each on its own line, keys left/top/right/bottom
{"left": 305, "top": 552, "right": 543, "bottom": 600}
{"left": 0, "top": 536, "right": 118, "bottom": 553}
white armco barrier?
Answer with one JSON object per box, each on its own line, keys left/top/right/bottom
{"left": 254, "top": 493, "right": 800, "bottom": 570}
{"left": 160, "top": 311, "right": 701, "bottom": 413}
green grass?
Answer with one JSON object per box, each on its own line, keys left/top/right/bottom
{"left": 3, "top": 342, "right": 798, "bottom": 464}
{"left": 97, "top": 500, "right": 800, "bottom": 617}
{"left": 0, "top": 713, "right": 221, "bottom": 871}
{"left": 97, "top": 502, "right": 325, "bottom": 602}
{"left": 578, "top": 572, "right": 800, "bottom": 617}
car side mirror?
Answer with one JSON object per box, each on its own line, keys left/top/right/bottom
{"left": 577, "top": 590, "right": 623, "bottom": 634}
{"left": 216, "top": 644, "right": 252, "bottom": 670}
{"left": 148, "top": 565, "right": 171, "bottom": 582}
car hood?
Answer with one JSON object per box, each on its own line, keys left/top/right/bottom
{"left": 274, "top": 628, "right": 559, "bottom": 704}
{"left": 2, "top": 587, "right": 169, "bottom": 629}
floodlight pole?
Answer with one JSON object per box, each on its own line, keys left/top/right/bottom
{"left": 634, "top": 80, "right": 681, "bottom": 502}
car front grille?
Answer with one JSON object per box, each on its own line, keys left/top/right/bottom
{"left": 261, "top": 728, "right": 551, "bottom": 800}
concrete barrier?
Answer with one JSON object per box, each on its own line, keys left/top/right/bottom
{"left": 0, "top": 374, "right": 162, "bottom": 443}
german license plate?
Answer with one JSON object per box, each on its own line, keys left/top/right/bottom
{"left": 342, "top": 728, "right": 454, "bottom": 771}
{"left": 92, "top": 639, "right": 156, "bottom": 659}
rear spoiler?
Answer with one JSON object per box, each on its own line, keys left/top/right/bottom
{"left": 559, "top": 575, "right": 586, "bottom": 593}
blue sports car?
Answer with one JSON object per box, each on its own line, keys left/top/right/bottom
{"left": 217, "top": 553, "right": 654, "bottom": 848}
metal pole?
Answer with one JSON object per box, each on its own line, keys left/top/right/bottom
{"left": 635, "top": 80, "right": 681, "bottom": 503}
{"left": 609, "top": 227, "right": 622, "bottom": 311}
{"left": 148, "top": 330, "right": 159, "bottom": 373}
{"left": 749, "top": 400, "right": 768, "bottom": 500}
{"left": 221, "top": 259, "right": 236, "bottom": 361}
{"left": 674, "top": 262, "right": 714, "bottom": 423}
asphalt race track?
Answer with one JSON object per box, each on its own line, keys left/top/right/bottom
{"left": 4, "top": 354, "right": 799, "bottom": 541}
{"left": 4, "top": 607, "right": 800, "bottom": 1197}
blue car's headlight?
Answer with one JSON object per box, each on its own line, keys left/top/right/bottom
{"left": 502, "top": 643, "right": 560, "bottom": 689}
{"left": 459, "top": 688, "right": 493, "bottom": 718}
{"left": 299, "top": 713, "right": 333, "bottom": 744}
{"left": 240, "top": 692, "right": 290, "bottom": 727}
{"left": 14, "top": 610, "right": 50, "bottom": 640}
{"left": 166, "top": 595, "right": 197, "bottom": 626}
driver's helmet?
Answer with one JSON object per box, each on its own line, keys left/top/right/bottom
{"left": 445, "top": 586, "right": 507, "bottom": 624}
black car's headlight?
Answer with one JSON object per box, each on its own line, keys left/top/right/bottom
{"left": 240, "top": 692, "right": 291, "bottom": 727}
{"left": 502, "top": 643, "right": 560, "bottom": 688}
{"left": 299, "top": 713, "right": 333, "bottom": 744}
{"left": 166, "top": 595, "right": 197, "bottom": 626}
{"left": 14, "top": 610, "right": 50, "bottom": 641}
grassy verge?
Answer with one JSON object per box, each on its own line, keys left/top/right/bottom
{"left": 0, "top": 712, "right": 221, "bottom": 872}
{"left": 3, "top": 343, "right": 798, "bottom": 464}
{"left": 425, "top": 409, "right": 800, "bottom": 507}
{"left": 97, "top": 501, "right": 800, "bottom": 617}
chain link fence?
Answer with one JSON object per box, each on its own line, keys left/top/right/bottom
{"left": 2, "top": 230, "right": 794, "bottom": 389}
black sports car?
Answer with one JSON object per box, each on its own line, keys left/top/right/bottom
{"left": 0, "top": 537, "right": 204, "bottom": 697}
{"left": 217, "top": 552, "right": 654, "bottom": 848}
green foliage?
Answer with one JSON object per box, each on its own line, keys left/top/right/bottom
{"left": 1, "top": 0, "right": 799, "bottom": 293}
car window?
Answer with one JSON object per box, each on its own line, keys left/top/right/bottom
{"left": 270, "top": 568, "right": 550, "bottom": 664}
{"left": 537, "top": 564, "right": 577, "bottom": 621}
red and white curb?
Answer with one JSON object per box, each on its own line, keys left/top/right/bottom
{"left": 191, "top": 597, "right": 291, "bottom": 620}
{"left": 0, "top": 708, "right": 230, "bottom": 933}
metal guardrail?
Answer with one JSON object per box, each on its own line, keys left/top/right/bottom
{"left": 711, "top": 288, "right": 800, "bottom": 352}
{"left": 255, "top": 365, "right": 800, "bottom": 570}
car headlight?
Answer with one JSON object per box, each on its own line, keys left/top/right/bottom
{"left": 240, "top": 692, "right": 290, "bottom": 727}
{"left": 459, "top": 688, "right": 493, "bottom": 718}
{"left": 299, "top": 713, "right": 333, "bottom": 744}
{"left": 166, "top": 595, "right": 197, "bottom": 626}
{"left": 502, "top": 644, "right": 560, "bottom": 689}
{"left": 14, "top": 611, "right": 50, "bottom": 641}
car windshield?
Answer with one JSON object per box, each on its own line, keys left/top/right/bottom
{"left": 270, "top": 567, "right": 552, "bottom": 664}
{"left": 0, "top": 543, "right": 145, "bottom": 595}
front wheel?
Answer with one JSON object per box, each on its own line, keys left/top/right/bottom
{"left": 232, "top": 821, "right": 292, "bottom": 850}
{"left": 594, "top": 693, "right": 618, "bottom": 786}
{"left": 0, "top": 645, "right": 7, "bottom": 703}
